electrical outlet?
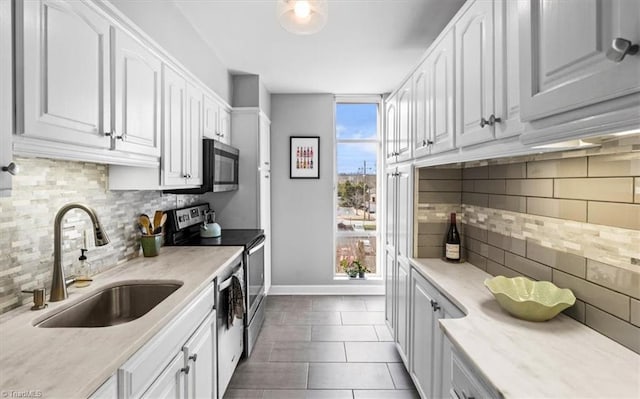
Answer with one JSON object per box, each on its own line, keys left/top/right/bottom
{"left": 176, "top": 195, "right": 186, "bottom": 208}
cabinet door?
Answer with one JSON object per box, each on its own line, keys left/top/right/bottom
{"left": 20, "top": 0, "right": 111, "bottom": 148}
{"left": 384, "top": 248, "right": 395, "bottom": 334}
{"left": 413, "top": 62, "right": 430, "bottom": 159}
{"left": 384, "top": 168, "right": 397, "bottom": 249}
{"left": 0, "top": 0, "right": 12, "bottom": 197}
{"left": 202, "top": 93, "right": 217, "bottom": 139}
{"left": 385, "top": 96, "right": 397, "bottom": 163}
{"left": 456, "top": 0, "right": 495, "bottom": 147}
{"left": 141, "top": 352, "right": 186, "bottom": 399}
{"left": 519, "top": 0, "right": 640, "bottom": 121}
{"left": 410, "top": 272, "right": 437, "bottom": 399}
{"left": 185, "top": 82, "right": 203, "bottom": 185}
{"left": 396, "top": 165, "right": 412, "bottom": 260}
{"left": 396, "top": 82, "right": 412, "bottom": 162}
{"left": 396, "top": 258, "right": 410, "bottom": 366}
{"left": 259, "top": 115, "right": 272, "bottom": 291}
{"left": 430, "top": 29, "right": 456, "bottom": 154}
{"left": 183, "top": 312, "right": 216, "bottom": 399}
{"left": 113, "top": 29, "right": 161, "bottom": 156}
{"left": 162, "top": 65, "right": 187, "bottom": 187}
{"left": 89, "top": 375, "right": 117, "bottom": 399}
{"left": 218, "top": 107, "right": 231, "bottom": 145}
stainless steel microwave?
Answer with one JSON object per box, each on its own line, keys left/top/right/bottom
{"left": 165, "top": 139, "right": 239, "bottom": 194}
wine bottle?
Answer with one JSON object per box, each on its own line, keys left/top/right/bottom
{"left": 445, "top": 212, "right": 461, "bottom": 261}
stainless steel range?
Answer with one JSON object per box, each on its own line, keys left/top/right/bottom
{"left": 164, "top": 204, "right": 266, "bottom": 357}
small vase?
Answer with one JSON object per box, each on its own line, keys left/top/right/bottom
{"left": 358, "top": 271, "right": 365, "bottom": 279}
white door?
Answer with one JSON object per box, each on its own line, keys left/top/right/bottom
{"left": 185, "top": 82, "right": 203, "bottom": 185}
{"left": 396, "top": 165, "right": 412, "bottom": 260}
{"left": 384, "top": 168, "right": 397, "bottom": 249}
{"left": 396, "top": 82, "right": 412, "bottom": 162}
{"left": 430, "top": 29, "right": 456, "bottom": 154}
{"left": 0, "top": 0, "right": 12, "bottom": 196}
{"left": 410, "top": 273, "right": 437, "bottom": 399}
{"left": 183, "top": 312, "right": 216, "bottom": 399}
{"left": 413, "top": 62, "right": 430, "bottom": 159}
{"left": 162, "top": 65, "right": 187, "bottom": 187}
{"left": 141, "top": 352, "right": 186, "bottom": 399}
{"left": 20, "top": 0, "right": 111, "bottom": 148}
{"left": 385, "top": 97, "right": 397, "bottom": 163}
{"left": 519, "top": 0, "right": 640, "bottom": 121}
{"left": 396, "top": 258, "right": 410, "bottom": 366}
{"left": 456, "top": 0, "right": 495, "bottom": 147}
{"left": 202, "top": 93, "right": 217, "bottom": 139}
{"left": 259, "top": 115, "right": 272, "bottom": 291}
{"left": 113, "top": 29, "right": 161, "bottom": 156}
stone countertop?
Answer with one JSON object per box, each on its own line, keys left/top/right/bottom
{"left": 410, "top": 258, "right": 640, "bottom": 399}
{"left": 0, "top": 246, "right": 244, "bottom": 399}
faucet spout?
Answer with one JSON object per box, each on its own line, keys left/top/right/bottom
{"left": 50, "top": 203, "right": 110, "bottom": 302}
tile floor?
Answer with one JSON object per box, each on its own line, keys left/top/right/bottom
{"left": 225, "top": 295, "right": 419, "bottom": 399}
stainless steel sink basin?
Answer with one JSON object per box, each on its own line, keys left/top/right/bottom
{"left": 36, "top": 281, "right": 183, "bottom": 328}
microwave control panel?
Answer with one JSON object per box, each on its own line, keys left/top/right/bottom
{"left": 175, "top": 204, "right": 208, "bottom": 230}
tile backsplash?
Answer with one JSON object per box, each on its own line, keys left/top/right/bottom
{"left": 0, "top": 157, "right": 201, "bottom": 314}
{"left": 416, "top": 138, "right": 640, "bottom": 353}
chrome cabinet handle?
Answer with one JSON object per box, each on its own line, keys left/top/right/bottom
{"left": 430, "top": 299, "right": 441, "bottom": 312}
{"left": 189, "top": 354, "right": 198, "bottom": 363}
{"left": 104, "top": 131, "right": 123, "bottom": 140}
{"left": 480, "top": 114, "right": 502, "bottom": 128}
{"left": 606, "top": 38, "right": 639, "bottom": 62}
{"left": 2, "top": 162, "right": 19, "bottom": 176}
{"left": 427, "top": 140, "right": 434, "bottom": 146}
{"left": 181, "top": 365, "right": 190, "bottom": 375}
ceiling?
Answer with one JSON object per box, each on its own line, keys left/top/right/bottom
{"left": 173, "top": 0, "right": 465, "bottom": 94}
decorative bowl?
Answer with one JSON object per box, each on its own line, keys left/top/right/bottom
{"left": 484, "top": 276, "right": 576, "bottom": 322}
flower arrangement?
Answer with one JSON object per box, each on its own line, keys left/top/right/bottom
{"left": 340, "top": 256, "right": 370, "bottom": 278}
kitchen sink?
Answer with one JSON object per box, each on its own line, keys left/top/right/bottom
{"left": 36, "top": 281, "right": 183, "bottom": 328}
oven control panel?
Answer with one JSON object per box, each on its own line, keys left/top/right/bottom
{"left": 174, "top": 204, "right": 208, "bottom": 230}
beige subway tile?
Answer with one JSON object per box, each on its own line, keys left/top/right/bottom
{"left": 466, "top": 250, "right": 487, "bottom": 271}
{"left": 506, "top": 179, "right": 553, "bottom": 197}
{"left": 417, "top": 234, "right": 445, "bottom": 247}
{"left": 504, "top": 253, "right": 552, "bottom": 281}
{"left": 586, "top": 259, "right": 640, "bottom": 299}
{"left": 462, "top": 192, "right": 488, "bottom": 207}
{"left": 487, "top": 231, "right": 526, "bottom": 256}
{"left": 473, "top": 179, "right": 506, "bottom": 195}
{"left": 462, "top": 180, "right": 475, "bottom": 192}
{"left": 465, "top": 237, "right": 489, "bottom": 258}
{"left": 419, "top": 168, "right": 462, "bottom": 180}
{"left": 527, "top": 158, "right": 587, "bottom": 178}
{"left": 463, "top": 224, "right": 488, "bottom": 242}
{"left": 487, "top": 245, "right": 505, "bottom": 264}
{"left": 631, "top": 299, "right": 640, "bottom": 327}
{"left": 489, "top": 195, "right": 526, "bottom": 213}
{"left": 553, "top": 270, "right": 630, "bottom": 320}
{"left": 585, "top": 305, "right": 640, "bottom": 353}
{"left": 418, "top": 179, "right": 462, "bottom": 192}
{"left": 418, "top": 192, "right": 461, "bottom": 204}
{"left": 588, "top": 153, "right": 640, "bottom": 177}
{"left": 418, "top": 223, "right": 448, "bottom": 235}
{"left": 554, "top": 177, "right": 634, "bottom": 202}
{"left": 588, "top": 202, "right": 640, "bottom": 230}
{"left": 489, "top": 163, "right": 526, "bottom": 179}
{"left": 526, "top": 241, "right": 586, "bottom": 278}
{"left": 486, "top": 260, "right": 521, "bottom": 278}
{"left": 526, "top": 197, "right": 587, "bottom": 222}
{"left": 563, "top": 299, "right": 586, "bottom": 323}
{"left": 417, "top": 246, "right": 443, "bottom": 258}
{"left": 463, "top": 166, "right": 489, "bottom": 180}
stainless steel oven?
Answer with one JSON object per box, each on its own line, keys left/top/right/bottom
{"left": 245, "top": 235, "right": 266, "bottom": 356}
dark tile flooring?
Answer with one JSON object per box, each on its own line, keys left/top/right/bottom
{"left": 225, "top": 295, "right": 419, "bottom": 399}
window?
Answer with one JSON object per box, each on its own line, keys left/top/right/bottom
{"left": 334, "top": 98, "right": 381, "bottom": 278}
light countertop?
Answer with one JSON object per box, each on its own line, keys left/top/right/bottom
{"left": 0, "top": 246, "right": 244, "bottom": 399}
{"left": 410, "top": 258, "right": 640, "bottom": 399}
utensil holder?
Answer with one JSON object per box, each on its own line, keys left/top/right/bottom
{"left": 141, "top": 234, "right": 162, "bottom": 257}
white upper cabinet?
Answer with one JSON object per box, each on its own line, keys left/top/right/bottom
{"left": 162, "top": 65, "right": 188, "bottom": 187}
{"left": 396, "top": 81, "right": 413, "bottom": 162}
{"left": 455, "top": 0, "right": 496, "bottom": 147}
{"left": 19, "top": 0, "right": 111, "bottom": 149}
{"left": 412, "top": 63, "right": 430, "bottom": 159}
{"left": 519, "top": 0, "right": 640, "bottom": 121}
{"left": 218, "top": 107, "right": 231, "bottom": 145}
{"left": 0, "top": 0, "right": 13, "bottom": 197}
{"left": 203, "top": 94, "right": 231, "bottom": 145}
{"left": 185, "top": 82, "right": 203, "bottom": 186}
{"left": 429, "top": 29, "right": 456, "bottom": 153}
{"left": 385, "top": 95, "right": 398, "bottom": 163}
{"left": 113, "top": 28, "right": 161, "bottom": 157}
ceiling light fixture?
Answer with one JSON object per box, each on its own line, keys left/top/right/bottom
{"left": 276, "top": 0, "right": 328, "bottom": 35}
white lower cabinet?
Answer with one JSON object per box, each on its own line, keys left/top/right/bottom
{"left": 450, "top": 347, "right": 499, "bottom": 399}
{"left": 395, "top": 258, "right": 410, "bottom": 366}
{"left": 118, "top": 283, "right": 215, "bottom": 399}
{"left": 90, "top": 375, "right": 118, "bottom": 399}
{"left": 408, "top": 266, "right": 463, "bottom": 399}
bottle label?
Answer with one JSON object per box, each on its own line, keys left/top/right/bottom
{"left": 446, "top": 243, "right": 460, "bottom": 260}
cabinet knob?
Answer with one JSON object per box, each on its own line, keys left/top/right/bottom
{"left": 104, "top": 131, "right": 123, "bottom": 140}
{"left": 480, "top": 114, "right": 501, "bottom": 128}
{"left": 2, "top": 162, "right": 19, "bottom": 176}
{"left": 189, "top": 354, "right": 198, "bottom": 363}
{"left": 427, "top": 140, "right": 434, "bottom": 146}
{"left": 606, "top": 38, "right": 639, "bottom": 63}
{"left": 180, "top": 365, "right": 190, "bottom": 375}
{"left": 430, "top": 299, "right": 441, "bottom": 312}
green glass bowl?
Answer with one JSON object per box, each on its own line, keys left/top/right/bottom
{"left": 484, "top": 276, "right": 576, "bottom": 322}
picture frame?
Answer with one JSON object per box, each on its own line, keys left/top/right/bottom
{"left": 290, "top": 136, "right": 320, "bottom": 179}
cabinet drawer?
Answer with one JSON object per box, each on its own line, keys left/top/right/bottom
{"left": 119, "top": 283, "right": 214, "bottom": 399}
{"left": 451, "top": 350, "right": 498, "bottom": 399}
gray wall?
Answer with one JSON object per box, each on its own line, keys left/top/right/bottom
{"left": 110, "top": 0, "right": 231, "bottom": 103}
{"left": 232, "top": 74, "right": 271, "bottom": 119}
{"left": 270, "top": 94, "right": 382, "bottom": 286}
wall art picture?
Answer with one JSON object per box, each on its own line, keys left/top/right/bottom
{"left": 290, "top": 136, "right": 320, "bottom": 179}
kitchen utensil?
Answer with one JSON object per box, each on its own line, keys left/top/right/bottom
{"left": 139, "top": 214, "right": 152, "bottom": 235}
{"left": 153, "top": 211, "right": 163, "bottom": 233}
{"left": 153, "top": 213, "right": 167, "bottom": 234}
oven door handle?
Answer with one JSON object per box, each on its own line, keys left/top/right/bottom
{"left": 248, "top": 236, "right": 266, "bottom": 255}
{"left": 218, "top": 276, "right": 234, "bottom": 292}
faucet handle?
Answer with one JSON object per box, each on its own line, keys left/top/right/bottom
{"left": 21, "top": 288, "right": 48, "bottom": 310}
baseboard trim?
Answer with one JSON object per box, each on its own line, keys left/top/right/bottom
{"left": 268, "top": 285, "right": 385, "bottom": 296}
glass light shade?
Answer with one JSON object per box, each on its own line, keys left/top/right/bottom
{"left": 276, "top": 0, "right": 328, "bottom": 35}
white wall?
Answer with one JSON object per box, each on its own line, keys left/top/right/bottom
{"left": 270, "top": 94, "right": 382, "bottom": 289}
{"left": 109, "top": 0, "right": 231, "bottom": 103}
